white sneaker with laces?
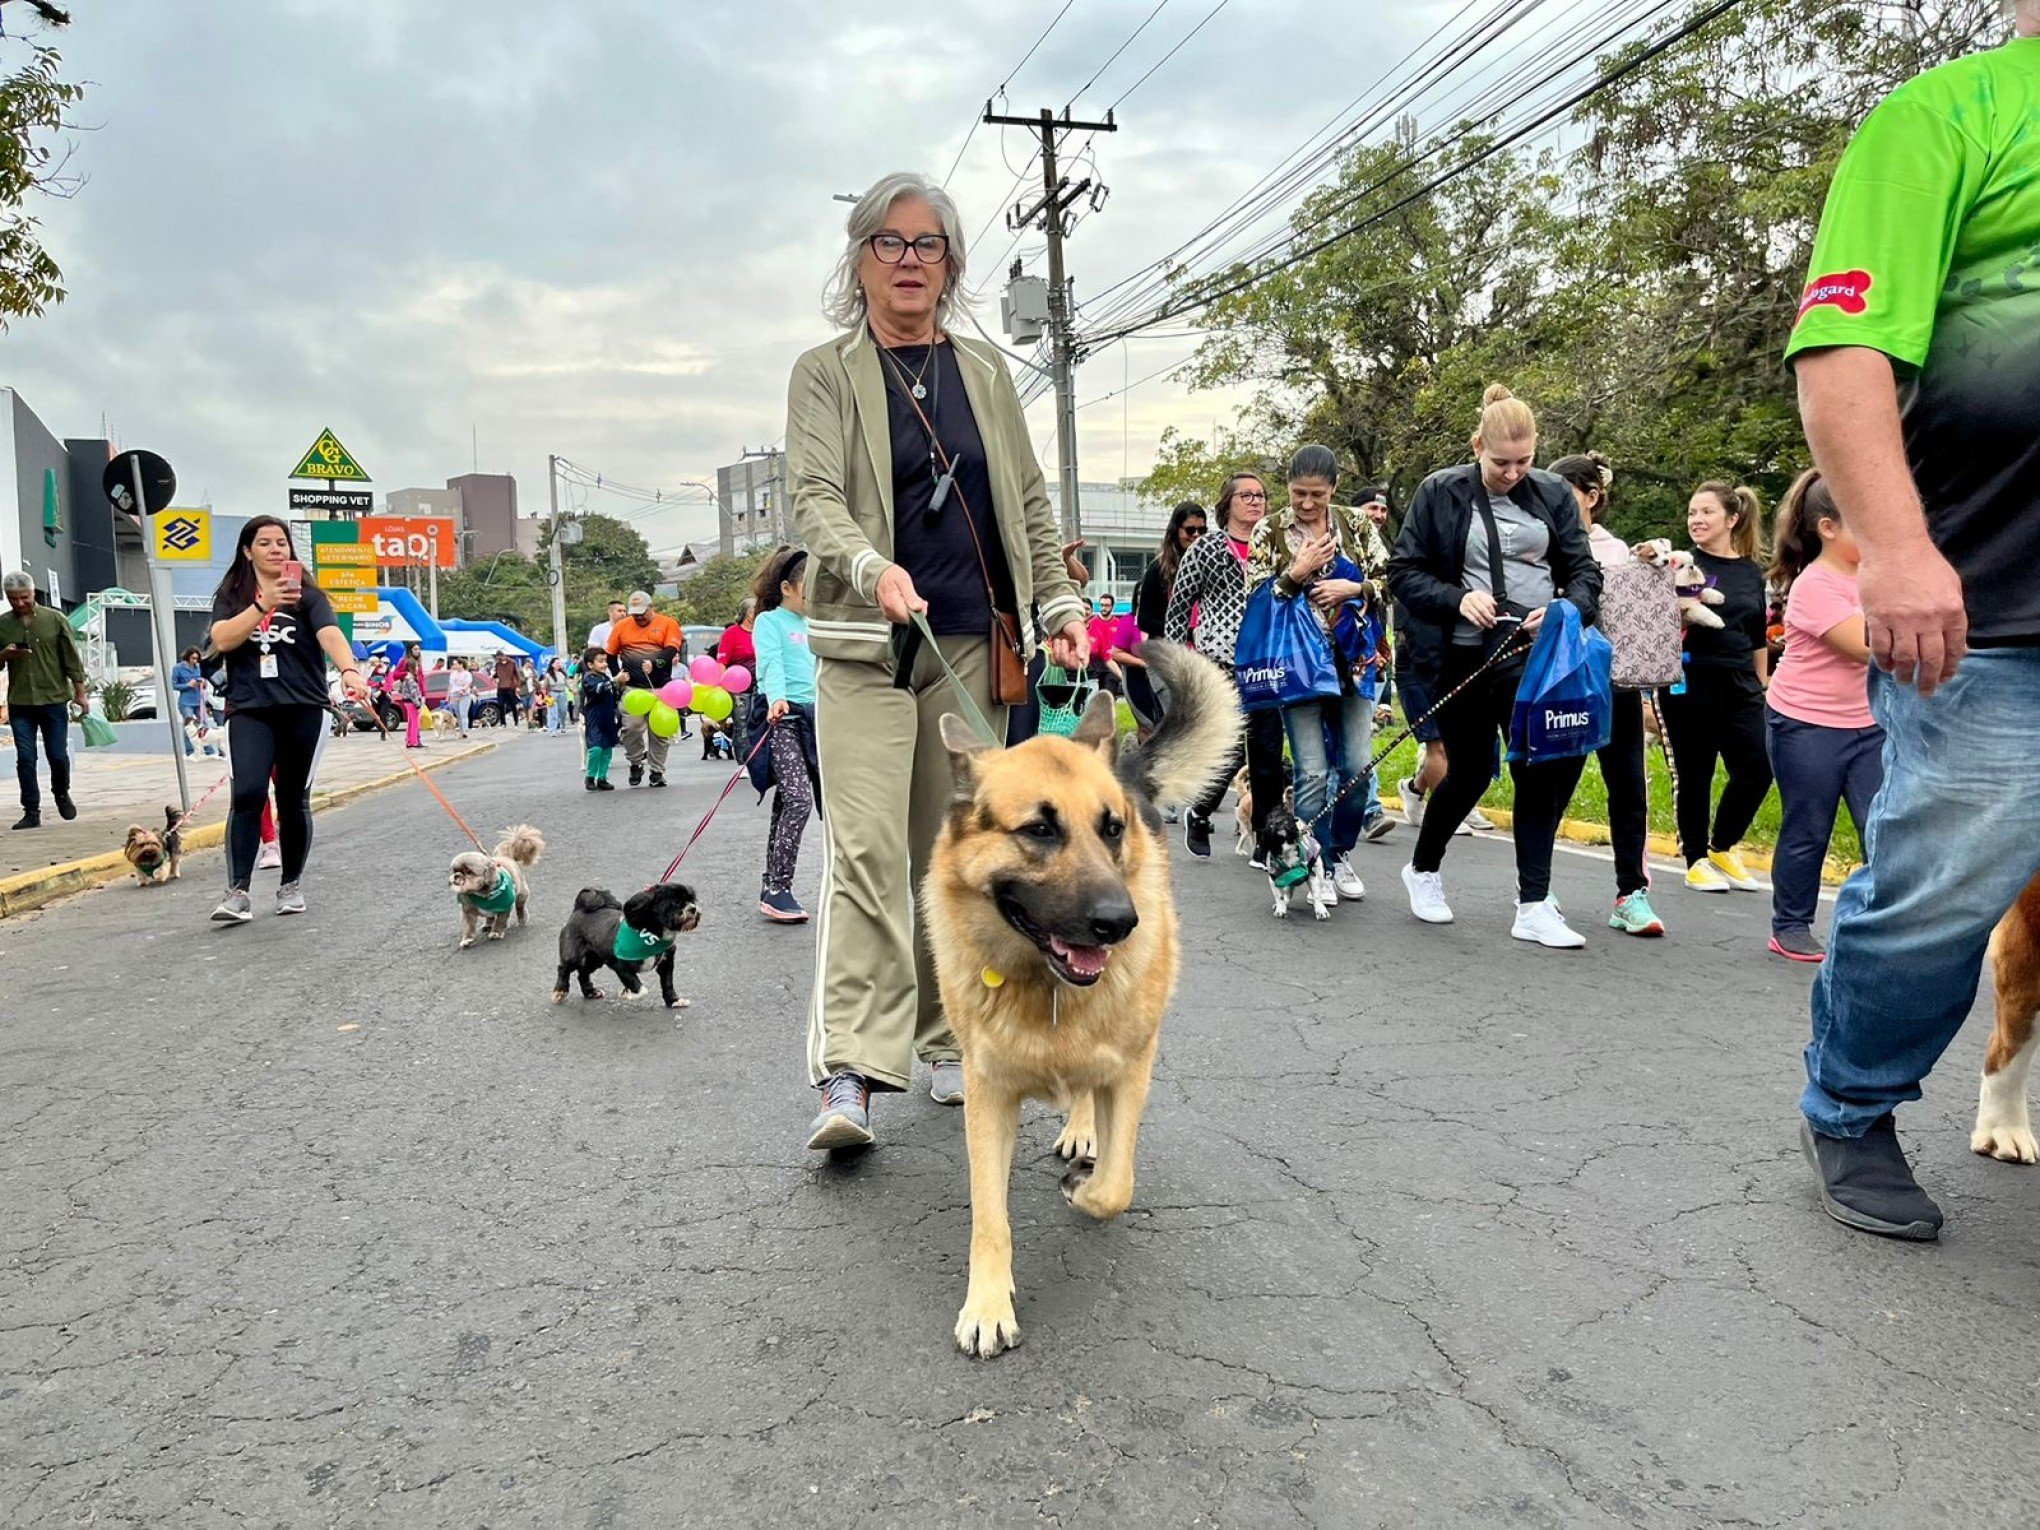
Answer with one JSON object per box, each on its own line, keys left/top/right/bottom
{"left": 1397, "top": 778, "right": 1426, "bottom": 828}
{"left": 1512, "top": 897, "right": 1585, "bottom": 948}
{"left": 1332, "top": 856, "right": 1366, "bottom": 901}
{"left": 1465, "top": 806, "right": 1496, "bottom": 832}
{"left": 1401, "top": 864, "right": 1453, "bottom": 924}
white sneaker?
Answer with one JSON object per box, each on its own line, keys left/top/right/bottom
{"left": 1402, "top": 864, "right": 1453, "bottom": 924}
{"left": 1465, "top": 806, "right": 1496, "bottom": 832}
{"left": 1311, "top": 862, "right": 1339, "bottom": 908}
{"left": 1397, "top": 778, "right": 1426, "bottom": 828}
{"left": 1332, "top": 856, "right": 1366, "bottom": 901}
{"left": 256, "top": 841, "right": 283, "bottom": 870}
{"left": 1513, "top": 898, "right": 1585, "bottom": 948}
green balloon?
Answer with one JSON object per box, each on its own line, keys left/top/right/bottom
{"left": 696, "top": 685, "right": 733, "bottom": 723}
{"left": 621, "top": 687, "right": 657, "bottom": 717}
{"left": 648, "top": 702, "right": 681, "bottom": 738}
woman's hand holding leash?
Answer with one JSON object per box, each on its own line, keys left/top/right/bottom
{"left": 876, "top": 565, "right": 929, "bottom": 624}
{"left": 768, "top": 698, "right": 790, "bottom": 724}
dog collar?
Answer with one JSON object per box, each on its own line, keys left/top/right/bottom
{"left": 980, "top": 964, "right": 1059, "bottom": 1027}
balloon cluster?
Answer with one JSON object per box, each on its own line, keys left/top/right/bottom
{"left": 620, "top": 655, "right": 752, "bottom": 739}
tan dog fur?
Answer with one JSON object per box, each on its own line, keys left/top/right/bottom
{"left": 924, "top": 642, "right": 1238, "bottom": 1358}
{"left": 1973, "top": 873, "right": 2040, "bottom": 1163}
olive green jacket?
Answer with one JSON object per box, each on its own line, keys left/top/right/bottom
{"left": 786, "top": 327, "right": 1086, "bottom": 664}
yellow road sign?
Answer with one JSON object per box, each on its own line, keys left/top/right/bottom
{"left": 326, "top": 591, "right": 380, "bottom": 614}
{"left": 289, "top": 427, "right": 370, "bottom": 482}
{"left": 312, "top": 541, "right": 378, "bottom": 566}
{"left": 315, "top": 566, "right": 377, "bottom": 590}
{"left": 152, "top": 508, "right": 212, "bottom": 562}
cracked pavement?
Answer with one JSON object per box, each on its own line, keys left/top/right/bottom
{"left": 3, "top": 737, "right": 2036, "bottom": 1527}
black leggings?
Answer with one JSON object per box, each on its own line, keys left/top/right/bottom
{"left": 1658, "top": 665, "right": 1771, "bottom": 865}
{"left": 1411, "top": 645, "right": 1588, "bottom": 904}
{"left": 1597, "top": 689, "right": 1650, "bottom": 897}
{"left": 227, "top": 705, "right": 326, "bottom": 889}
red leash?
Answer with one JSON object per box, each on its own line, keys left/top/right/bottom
{"left": 166, "top": 769, "right": 234, "bottom": 839}
{"left": 338, "top": 699, "right": 490, "bottom": 854}
{"left": 654, "top": 725, "right": 777, "bottom": 884}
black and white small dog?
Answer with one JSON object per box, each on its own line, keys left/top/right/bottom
{"left": 552, "top": 882, "right": 701, "bottom": 1008}
{"left": 1259, "top": 807, "right": 1331, "bottom": 921}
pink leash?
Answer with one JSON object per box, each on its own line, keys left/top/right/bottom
{"left": 653, "top": 726, "right": 777, "bottom": 885}
{"left": 166, "top": 769, "right": 234, "bottom": 838}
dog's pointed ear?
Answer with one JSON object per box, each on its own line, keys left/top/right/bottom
{"left": 939, "top": 712, "right": 992, "bottom": 800}
{"left": 1070, "top": 692, "right": 1118, "bottom": 758}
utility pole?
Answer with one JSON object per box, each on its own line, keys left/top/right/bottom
{"left": 985, "top": 104, "right": 1117, "bottom": 541}
{"left": 545, "top": 453, "right": 568, "bottom": 657}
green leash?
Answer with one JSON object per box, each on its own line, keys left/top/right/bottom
{"left": 893, "top": 610, "right": 1002, "bottom": 747}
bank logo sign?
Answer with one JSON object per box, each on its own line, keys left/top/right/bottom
{"left": 152, "top": 509, "right": 212, "bottom": 562}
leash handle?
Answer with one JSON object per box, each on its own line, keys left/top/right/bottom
{"left": 905, "top": 610, "right": 1001, "bottom": 747}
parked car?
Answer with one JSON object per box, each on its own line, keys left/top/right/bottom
{"left": 328, "top": 685, "right": 404, "bottom": 736}
{"left": 125, "top": 683, "right": 159, "bottom": 721}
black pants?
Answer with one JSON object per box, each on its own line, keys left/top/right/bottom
{"left": 1597, "top": 688, "right": 1651, "bottom": 897}
{"left": 1193, "top": 695, "right": 1286, "bottom": 834}
{"left": 496, "top": 687, "right": 518, "bottom": 725}
{"left": 227, "top": 705, "right": 326, "bottom": 889}
{"left": 1658, "top": 665, "right": 1771, "bottom": 865}
{"left": 1412, "top": 645, "right": 1588, "bottom": 904}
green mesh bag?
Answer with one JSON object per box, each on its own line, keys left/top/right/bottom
{"left": 1034, "top": 663, "right": 1096, "bottom": 738}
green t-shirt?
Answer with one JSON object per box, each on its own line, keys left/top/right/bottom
{"left": 1785, "top": 38, "right": 2040, "bottom": 643}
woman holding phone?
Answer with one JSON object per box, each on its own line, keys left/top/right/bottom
{"left": 205, "top": 517, "right": 369, "bottom": 924}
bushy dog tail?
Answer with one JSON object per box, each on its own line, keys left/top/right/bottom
{"left": 497, "top": 824, "right": 546, "bottom": 865}
{"left": 574, "top": 887, "right": 622, "bottom": 914}
{"left": 1119, "top": 642, "right": 1243, "bottom": 811}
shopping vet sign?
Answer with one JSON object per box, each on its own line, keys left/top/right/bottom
{"left": 151, "top": 508, "right": 212, "bottom": 562}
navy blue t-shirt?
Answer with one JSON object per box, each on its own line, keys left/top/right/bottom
{"left": 882, "top": 341, "right": 1015, "bottom": 636}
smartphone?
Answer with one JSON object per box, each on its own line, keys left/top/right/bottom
{"left": 282, "top": 560, "right": 304, "bottom": 597}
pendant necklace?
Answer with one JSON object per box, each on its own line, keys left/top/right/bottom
{"left": 890, "top": 341, "right": 935, "bottom": 400}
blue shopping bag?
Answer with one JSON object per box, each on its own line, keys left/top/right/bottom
{"left": 1507, "top": 600, "right": 1613, "bottom": 765}
{"left": 1234, "top": 581, "right": 1342, "bottom": 713}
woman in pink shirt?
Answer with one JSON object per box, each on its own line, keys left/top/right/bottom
{"left": 1763, "top": 469, "right": 1882, "bottom": 963}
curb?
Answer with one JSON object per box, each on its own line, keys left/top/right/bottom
{"left": 1381, "top": 794, "right": 1862, "bottom": 887}
{"left": 0, "top": 742, "right": 499, "bottom": 921}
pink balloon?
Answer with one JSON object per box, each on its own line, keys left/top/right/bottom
{"left": 722, "top": 665, "right": 752, "bottom": 695}
{"left": 689, "top": 654, "right": 725, "bottom": 686}
{"left": 657, "top": 678, "right": 693, "bottom": 710}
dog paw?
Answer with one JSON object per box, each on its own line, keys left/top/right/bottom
{"left": 1971, "top": 1120, "right": 2039, "bottom": 1164}
{"left": 550, "top": 989, "right": 567, "bottom": 1005}
{"left": 617, "top": 988, "right": 648, "bottom": 1004}
{"left": 584, "top": 988, "right": 605, "bottom": 1001}
{"left": 487, "top": 929, "right": 506, "bottom": 941}
{"left": 1272, "top": 901, "right": 1287, "bottom": 919}
{"left": 664, "top": 996, "right": 692, "bottom": 1010}
{"left": 459, "top": 937, "right": 475, "bottom": 950}
{"left": 954, "top": 1291, "right": 1021, "bottom": 1359}
{"left": 1313, "top": 903, "right": 1332, "bottom": 921}
{"left": 1070, "top": 1175, "right": 1132, "bottom": 1221}
{"left": 1053, "top": 1123, "right": 1096, "bottom": 1162}
{"left": 1059, "top": 1158, "right": 1096, "bottom": 1201}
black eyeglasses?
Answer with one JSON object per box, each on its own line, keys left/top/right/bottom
{"left": 869, "top": 233, "right": 950, "bottom": 265}
{"left": 1232, "top": 489, "right": 1268, "bottom": 503}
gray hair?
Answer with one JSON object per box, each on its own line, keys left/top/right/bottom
{"left": 822, "top": 172, "right": 970, "bottom": 331}
{"left": 1, "top": 571, "right": 33, "bottom": 593}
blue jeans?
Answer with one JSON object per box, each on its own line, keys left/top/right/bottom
{"left": 10, "top": 702, "right": 72, "bottom": 812}
{"left": 1283, "top": 693, "right": 1373, "bottom": 861}
{"left": 1803, "top": 650, "right": 2040, "bottom": 1137}
{"left": 1764, "top": 708, "right": 1883, "bottom": 937}
{"left": 546, "top": 694, "right": 567, "bottom": 734}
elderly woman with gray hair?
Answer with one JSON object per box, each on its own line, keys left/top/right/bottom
{"left": 788, "top": 170, "right": 1090, "bottom": 1153}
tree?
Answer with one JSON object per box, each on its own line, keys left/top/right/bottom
{"left": 538, "top": 514, "right": 663, "bottom": 642}
{"left": 1, "top": 1, "right": 82, "bottom": 328}
{"left": 668, "top": 551, "right": 771, "bottom": 630}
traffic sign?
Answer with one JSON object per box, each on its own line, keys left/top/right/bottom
{"left": 289, "top": 428, "right": 370, "bottom": 483}
{"left": 325, "top": 591, "right": 380, "bottom": 614}
{"left": 289, "top": 487, "right": 372, "bottom": 514}
{"left": 312, "top": 541, "right": 378, "bottom": 566}
{"left": 315, "top": 566, "right": 376, "bottom": 590}
{"left": 152, "top": 509, "right": 212, "bottom": 562}
{"left": 359, "top": 515, "right": 457, "bottom": 568}
{"left": 104, "top": 449, "right": 177, "bottom": 517}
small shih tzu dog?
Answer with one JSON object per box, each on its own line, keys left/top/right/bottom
{"left": 447, "top": 825, "right": 546, "bottom": 948}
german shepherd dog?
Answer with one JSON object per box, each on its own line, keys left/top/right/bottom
{"left": 925, "top": 641, "right": 1239, "bottom": 1358}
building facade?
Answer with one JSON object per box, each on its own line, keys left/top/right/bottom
{"left": 715, "top": 452, "right": 788, "bottom": 557}
{"left": 448, "top": 471, "right": 518, "bottom": 559}
{"left": 1043, "top": 479, "right": 1174, "bottom": 612}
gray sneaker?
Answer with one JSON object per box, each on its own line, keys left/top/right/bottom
{"left": 210, "top": 889, "right": 253, "bottom": 924}
{"left": 807, "top": 1073, "right": 873, "bottom": 1151}
{"left": 929, "top": 1059, "right": 964, "bottom": 1106}
{"left": 275, "top": 882, "right": 306, "bottom": 916}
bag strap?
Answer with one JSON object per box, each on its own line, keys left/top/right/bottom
{"left": 1470, "top": 476, "right": 1508, "bottom": 603}
{"left": 879, "top": 344, "right": 1012, "bottom": 632}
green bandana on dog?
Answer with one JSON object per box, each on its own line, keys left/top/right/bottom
{"left": 613, "top": 921, "right": 674, "bottom": 962}
{"left": 470, "top": 871, "right": 518, "bottom": 917}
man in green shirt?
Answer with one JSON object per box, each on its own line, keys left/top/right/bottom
{"left": 0, "top": 571, "right": 89, "bottom": 830}
{"left": 1787, "top": 10, "right": 2040, "bottom": 1241}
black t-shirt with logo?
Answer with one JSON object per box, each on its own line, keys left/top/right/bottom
{"left": 1681, "top": 551, "right": 1769, "bottom": 669}
{"left": 209, "top": 585, "right": 340, "bottom": 713}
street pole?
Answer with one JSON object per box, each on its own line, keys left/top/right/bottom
{"left": 134, "top": 459, "right": 192, "bottom": 814}
{"left": 546, "top": 452, "right": 568, "bottom": 658}
{"left": 986, "top": 104, "right": 1118, "bottom": 542}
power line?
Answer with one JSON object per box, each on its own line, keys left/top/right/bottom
{"left": 1083, "top": 0, "right": 1737, "bottom": 346}
{"left": 1064, "top": 0, "right": 1171, "bottom": 110}
{"left": 942, "top": 0, "right": 1083, "bottom": 188}
{"left": 1106, "top": 0, "right": 1232, "bottom": 111}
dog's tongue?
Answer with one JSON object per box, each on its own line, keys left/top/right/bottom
{"left": 1048, "top": 936, "right": 1109, "bottom": 978}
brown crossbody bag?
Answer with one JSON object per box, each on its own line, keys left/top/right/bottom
{"left": 881, "top": 349, "right": 1030, "bottom": 705}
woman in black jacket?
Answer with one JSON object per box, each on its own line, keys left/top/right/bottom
{"left": 1126, "top": 501, "right": 1206, "bottom": 728}
{"left": 1386, "top": 385, "right": 1603, "bottom": 948}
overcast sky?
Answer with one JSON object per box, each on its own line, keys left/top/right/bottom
{"left": 6, "top": 0, "right": 1464, "bottom": 553}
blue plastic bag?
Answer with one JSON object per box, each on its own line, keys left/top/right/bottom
{"left": 1507, "top": 600, "right": 1613, "bottom": 765}
{"left": 1234, "top": 581, "right": 1342, "bottom": 713}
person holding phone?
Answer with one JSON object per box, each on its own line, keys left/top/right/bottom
{"left": 204, "top": 518, "right": 369, "bottom": 923}
{"left": 0, "top": 570, "right": 89, "bottom": 831}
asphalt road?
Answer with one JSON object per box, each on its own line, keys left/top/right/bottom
{"left": 4, "top": 733, "right": 2035, "bottom": 1528}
